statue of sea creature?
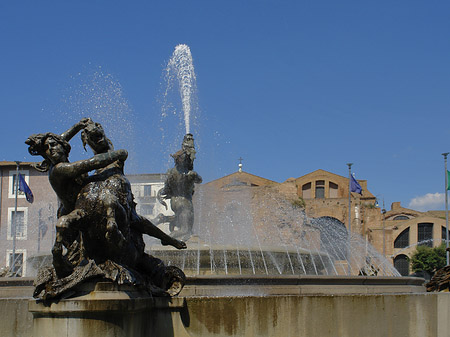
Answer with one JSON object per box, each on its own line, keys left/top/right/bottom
{"left": 156, "top": 133, "right": 202, "bottom": 241}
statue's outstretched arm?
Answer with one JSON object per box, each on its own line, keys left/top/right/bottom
{"left": 195, "top": 173, "right": 203, "bottom": 184}
{"left": 60, "top": 118, "right": 91, "bottom": 142}
{"left": 55, "top": 150, "right": 128, "bottom": 179}
{"left": 132, "top": 214, "right": 186, "bottom": 249}
{"left": 188, "top": 171, "right": 202, "bottom": 184}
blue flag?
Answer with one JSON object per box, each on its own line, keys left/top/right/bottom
{"left": 447, "top": 170, "right": 450, "bottom": 191}
{"left": 18, "top": 173, "right": 34, "bottom": 203}
{"left": 350, "top": 174, "right": 362, "bottom": 195}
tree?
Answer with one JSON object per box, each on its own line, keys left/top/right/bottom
{"left": 410, "top": 244, "right": 446, "bottom": 276}
{"left": 290, "top": 197, "right": 306, "bottom": 209}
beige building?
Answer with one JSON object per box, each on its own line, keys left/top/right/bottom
{"left": 201, "top": 169, "right": 383, "bottom": 249}
{"left": 200, "top": 168, "right": 448, "bottom": 276}
{"left": 386, "top": 202, "right": 447, "bottom": 276}
{"left": 292, "top": 169, "right": 387, "bottom": 258}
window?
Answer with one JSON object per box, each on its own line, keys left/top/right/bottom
{"left": 315, "top": 180, "right": 325, "bottom": 199}
{"left": 393, "top": 215, "right": 409, "bottom": 220}
{"left": 144, "top": 185, "right": 152, "bottom": 197}
{"left": 7, "top": 207, "right": 28, "bottom": 240}
{"left": 8, "top": 170, "right": 29, "bottom": 199}
{"left": 6, "top": 249, "right": 26, "bottom": 277}
{"left": 418, "top": 223, "right": 433, "bottom": 247}
{"left": 394, "top": 228, "right": 410, "bottom": 248}
{"left": 130, "top": 184, "right": 140, "bottom": 197}
{"left": 140, "top": 204, "right": 154, "bottom": 215}
{"left": 302, "top": 183, "right": 311, "bottom": 199}
{"left": 394, "top": 255, "right": 409, "bottom": 276}
{"left": 442, "top": 226, "right": 450, "bottom": 243}
{"left": 329, "top": 182, "right": 338, "bottom": 198}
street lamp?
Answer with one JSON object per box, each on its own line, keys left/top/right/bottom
{"left": 442, "top": 152, "right": 449, "bottom": 266}
{"left": 346, "top": 163, "right": 353, "bottom": 275}
{"left": 375, "top": 196, "right": 386, "bottom": 257}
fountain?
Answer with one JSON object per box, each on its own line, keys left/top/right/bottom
{"left": 152, "top": 186, "right": 400, "bottom": 279}
{"left": 1, "top": 45, "right": 448, "bottom": 337}
{"left": 150, "top": 45, "right": 401, "bottom": 280}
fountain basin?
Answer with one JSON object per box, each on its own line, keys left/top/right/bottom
{"left": 0, "top": 275, "right": 431, "bottom": 337}
{"left": 180, "top": 274, "right": 425, "bottom": 297}
{"left": 151, "top": 243, "right": 333, "bottom": 277}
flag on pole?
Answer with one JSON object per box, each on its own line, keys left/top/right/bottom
{"left": 447, "top": 170, "right": 450, "bottom": 190}
{"left": 18, "top": 173, "right": 34, "bottom": 203}
{"left": 350, "top": 174, "right": 362, "bottom": 194}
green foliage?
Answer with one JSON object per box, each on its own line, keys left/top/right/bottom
{"left": 410, "top": 244, "right": 446, "bottom": 275}
{"left": 291, "top": 197, "right": 306, "bottom": 209}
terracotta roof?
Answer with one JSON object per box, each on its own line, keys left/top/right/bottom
{"left": 205, "top": 170, "right": 278, "bottom": 186}
{"left": 0, "top": 161, "right": 35, "bottom": 167}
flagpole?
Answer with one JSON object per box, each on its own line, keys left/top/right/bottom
{"left": 443, "top": 153, "right": 449, "bottom": 266}
{"left": 347, "top": 163, "right": 353, "bottom": 275}
{"left": 12, "top": 161, "right": 21, "bottom": 276}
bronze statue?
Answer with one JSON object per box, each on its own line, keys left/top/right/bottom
{"left": 80, "top": 119, "right": 186, "bottom": 250}
{"left": 27, "top": 119, "right": 186, "bottom": 302}
{"left": 156, "top": 133, "right": 202, "bottom": 241}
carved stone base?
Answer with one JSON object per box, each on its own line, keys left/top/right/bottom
{"left": 29, "top": 282, "right": 189, "bottom": 337}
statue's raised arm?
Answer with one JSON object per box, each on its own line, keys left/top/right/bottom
{"left": 60, "top": 118, "right": 91, "bottom": 142}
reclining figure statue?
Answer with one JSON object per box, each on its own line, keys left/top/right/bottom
{"left": 27, "top": 118, "right": 186, "bottom": 302}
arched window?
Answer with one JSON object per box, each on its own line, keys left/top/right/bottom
{"left": 393, "top": 215, "right": 409, "bottom": 220}
{"left": 315, "top": 180, "right": 325, "bottom": 199}
{"left": 302, "top": 183, "right": 311, "bottom": 199}
{"left": 418, "top": 223, "right": 433, "bottom": 247}
{"left": 442, "top": 226, "right": 450, "bottom": 243}
{"left": 329, "top": 182, "right": 338, "bottom": 198}
{"left": 394, "top": 255, "right": 409, "bottom": 276}
{"left": 394, "top": 228, "right": 410, "bottom": 249}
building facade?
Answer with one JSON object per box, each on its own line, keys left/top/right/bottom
{"left": 200, "top": 169, "right": 385, "bottom": 261}
{"left": 0, "top": 162, "right": 57, "bottom": 276}
{"left": 386, "top": 202, "right": 447, "bottom": 276}
{"left": 128, "top": 173, "right": 170, "bottom": 221}
{"left": 200, "top": 168, "right": 448, "bottom": 275}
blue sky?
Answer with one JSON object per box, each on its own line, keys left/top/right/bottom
{"left": 1, "top": 1, "right": 449, "bottom": 211}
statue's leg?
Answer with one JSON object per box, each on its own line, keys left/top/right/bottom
{"left": 170, "top": 201, "right": 194, "bottom": 241}
{"left": 52, "top": 209, "right": 86, "bottom": 278}
{"left": 169, "top": 197, "right": 182, "bottom": 234}
{"left": 104, "top": 197, "right": 127, "bottom": 248}
{"left": 169, "top": 220, "right": 176, "bottom": 232}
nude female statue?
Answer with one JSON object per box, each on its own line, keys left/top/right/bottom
{"left": 26, "top": 124, "right": 129, "bottom": 276}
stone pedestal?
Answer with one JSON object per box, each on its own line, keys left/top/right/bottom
{"left": 28, "top": 282, "right": 189, "bottom": 337}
